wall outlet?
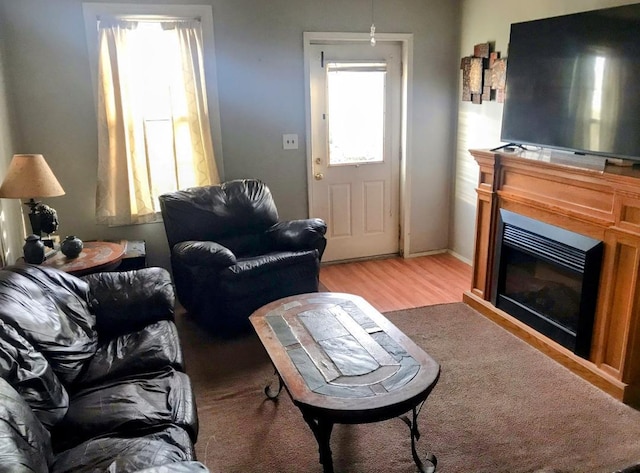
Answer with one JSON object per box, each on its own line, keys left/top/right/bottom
{"left": 283, "top": 134, "right": 298, "bottom": 150}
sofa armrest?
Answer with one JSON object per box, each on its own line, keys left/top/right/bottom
{"left": 83, "top": 267, "right": 175, "bottom": 339}
{"left": 266, "top": 218, "right": 327, "bottom": 255}
{"left": 173, "top": 241, "right": 236, "bottom": 268}
{"left": 134, "top": 462, "right": 210, "bottom": 473}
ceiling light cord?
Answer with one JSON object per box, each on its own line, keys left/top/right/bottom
{"left": 370, "top": 0, "right": 376, "bottom": 46}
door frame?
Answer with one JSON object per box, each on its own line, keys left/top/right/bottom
{"left": 303, "top": 32, "right": 414, "bottom": 258}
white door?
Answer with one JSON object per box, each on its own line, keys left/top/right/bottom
{"left": 308, "top": 42, "right": 402, "bottom": 262}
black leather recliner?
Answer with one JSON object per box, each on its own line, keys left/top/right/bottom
{"left": 159, "top": 179, "right": 327, "bottom": 335}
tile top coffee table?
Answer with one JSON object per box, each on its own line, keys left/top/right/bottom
{"left": 249, "top": 292, "right": 440, "bottom": 473}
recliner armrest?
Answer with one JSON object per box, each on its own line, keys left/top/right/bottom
{"left": 173, "top": 241, "right": 237, "bottom": 267}
{"left": 83, "top": 267, "right": 175, "bottom": 339}
{"left": 266, "top": 218, "right": 327, "bottom": 254}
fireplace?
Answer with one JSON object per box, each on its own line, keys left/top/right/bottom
{"left": 467, "top": 148, "right": 640, "bottom": 405}
{"left": 491, "top": 210, "right": 603, "bottom": 359}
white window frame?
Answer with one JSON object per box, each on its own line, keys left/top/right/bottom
{"left": 82, "top": 2, "right": 224, "bottom": 175}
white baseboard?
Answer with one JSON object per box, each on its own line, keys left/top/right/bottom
{"left": 446, "top": 249, "right": 472, "bottom": 266}
{"left": 404, "top": 249, "right": 448, "bottom": 258}
{"left": 404, "top": 248, "right": 472, "bottom": 266}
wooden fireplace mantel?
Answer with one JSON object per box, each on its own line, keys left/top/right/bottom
{"left": 463, "top": 148, "right": 640, "bottom": 406}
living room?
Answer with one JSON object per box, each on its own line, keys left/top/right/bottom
{"left": 2, "top": 1, "right": 640, "bottom": 471}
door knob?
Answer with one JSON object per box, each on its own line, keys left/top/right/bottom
{"left": 314, "top": 173, "right": 324, "bottom": 180}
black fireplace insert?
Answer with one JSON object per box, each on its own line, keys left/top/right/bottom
{"left": 491, "top": 210, "right": 603, "bottom": 358}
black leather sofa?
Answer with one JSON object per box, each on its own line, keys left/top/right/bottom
{"left": 0, "top": 264, "right": 207, "bottom": 473}
{"left": 159, "top": 179, "right": 327, "bottom": 336}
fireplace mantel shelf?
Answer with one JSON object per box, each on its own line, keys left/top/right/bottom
{"left": 465, "top": 149, "right": 640, "bottom": 407}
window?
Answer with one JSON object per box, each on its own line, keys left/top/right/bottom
{"left": 83, "top": 4, "right": 222, "bottom": 225}
{"left": 326, "top": 62, "right": 387, "bottom": 166}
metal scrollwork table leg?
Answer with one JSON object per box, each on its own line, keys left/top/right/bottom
{"left": 264, "top": 367, "right": 284, "bottom": 400}
{"left": 400, "top": 402, "right": 437, "bottom": 473}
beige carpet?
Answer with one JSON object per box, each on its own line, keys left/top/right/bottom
{"left": 175, "top": 302, "right": 640, "bottom": 473}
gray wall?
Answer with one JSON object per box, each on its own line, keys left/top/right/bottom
{"left": 0, "top": 16, "right": 22, "bottom": 265}
{"left": 0, "top": 0, "right": 461, "bottom": 269}
{"left": 450, "top": 0, "right": 640, "bottom": 264}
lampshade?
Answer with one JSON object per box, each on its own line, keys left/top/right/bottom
{"left": 0, "top": 154, "right": 65, "bottom": 198}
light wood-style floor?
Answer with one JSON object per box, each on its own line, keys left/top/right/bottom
{"left": 319, "top": 252, "right": 472, "bottom": 313}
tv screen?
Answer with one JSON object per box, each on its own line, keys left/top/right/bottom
{"left": 500, "top": 4, "right": 640, "bottom": 160}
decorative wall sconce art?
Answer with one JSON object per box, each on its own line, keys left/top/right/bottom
{"left": 460, "top": 42, "right": 507, "bottom": 104}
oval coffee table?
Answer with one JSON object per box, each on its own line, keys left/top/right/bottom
{"left": 250, "top": 292, "right": 441, "bottom": 473}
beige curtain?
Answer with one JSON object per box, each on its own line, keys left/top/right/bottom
{"left": 96, "top": 19, "right": 219, "bottom": 226}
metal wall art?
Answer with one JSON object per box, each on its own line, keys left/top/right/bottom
{"left": 460, "top": 42, "right": 507, "bottom": 104}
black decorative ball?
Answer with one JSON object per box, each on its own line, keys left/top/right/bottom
{"left": 61, "top": 235, "right": 83, "bottom": 259}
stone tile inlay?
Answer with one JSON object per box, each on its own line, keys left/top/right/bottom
{"left": 266, "top": 301, "right": 418, "bottom": 398}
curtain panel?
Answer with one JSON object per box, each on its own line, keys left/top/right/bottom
{"left": 96, "top": 19, "right": 219, "bottom": 226}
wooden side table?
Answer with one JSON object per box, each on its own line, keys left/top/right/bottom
{"left": 42, "top": 241, "right": 125, "bottom": 276}
{"left": 117, "top": 240, "right": 146, "bottom": 270}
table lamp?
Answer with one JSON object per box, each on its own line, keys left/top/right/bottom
{"left": 0, "top": 154, "right": 65, "bottom": 237}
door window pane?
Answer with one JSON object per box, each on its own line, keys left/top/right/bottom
{"left": 327, "top": 62, "right": 386, "bottom": 165}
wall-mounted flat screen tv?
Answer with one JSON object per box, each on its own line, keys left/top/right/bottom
{"left": 500, "top": 3, "right": 640, "bottom": 160}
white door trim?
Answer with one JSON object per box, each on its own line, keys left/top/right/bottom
{"left": 303, "top": 32, "right": 414, "bottom": 257}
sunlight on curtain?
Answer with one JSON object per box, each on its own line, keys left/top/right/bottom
{"left": 96, "top": 19, "right": 219, "bottom": 226}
